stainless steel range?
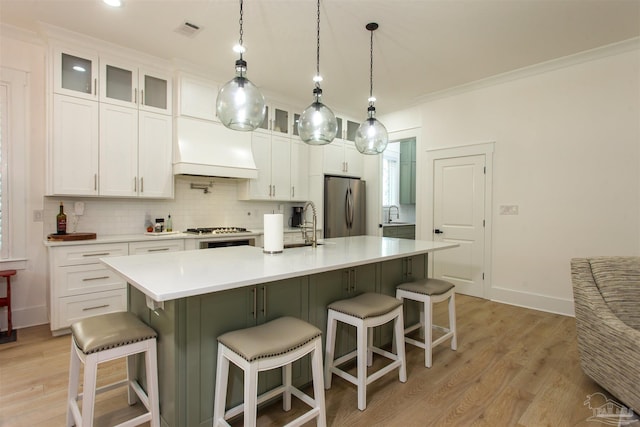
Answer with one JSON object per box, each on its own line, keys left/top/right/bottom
{"left": 184, "top": 227, "right": 257, "bottom": 249}
{"left": 184, "top": 227, "right": 250, "bottom": 235}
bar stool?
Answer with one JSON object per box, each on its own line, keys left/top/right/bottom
{"left": 0, "top": 269, "right": 16, "bottom": 340}
{"left": 324, "top": 292, "right": 407, "bottom": 411}
{"left": 396, "top": 278, "right": 457, "bottom": 368}
{"left": 67, "top": 311, "right": 160, "bottom": 427}
{"left": 213, "top": 316, "right": 326, "bottom": 427}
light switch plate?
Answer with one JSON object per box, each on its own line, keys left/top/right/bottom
{"left": 499, "top": 205, "right": 519, "bottom": 215}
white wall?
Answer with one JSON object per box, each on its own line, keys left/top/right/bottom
{"left": 0, "top": 27, "right": 49, "bottom": 329}
{"left": 417, "top": 45, "right": 640, "bottom": 314}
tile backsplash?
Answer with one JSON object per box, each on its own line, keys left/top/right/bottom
{"left": 44, "top": 176, "right": 303, "bottom": 236}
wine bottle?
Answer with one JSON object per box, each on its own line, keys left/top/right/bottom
{"left": 56, "top": 202, "right": 67, "bottom": 235}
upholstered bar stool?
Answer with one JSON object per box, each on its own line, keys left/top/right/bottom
{"left": 396, "top": 278, "right": 457, "bottom": 368}
{"left": 213, "top": 316, "right": 326, "bottom": 427}
{"left": 324, "top": 292, "right": 407, "bottom": 411}
{"left": 67, "top": 311, "right": 160, "bottom": 427}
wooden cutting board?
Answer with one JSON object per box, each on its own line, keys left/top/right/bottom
{"left": 47, "top": 232, "right": 97, "bottom": 241}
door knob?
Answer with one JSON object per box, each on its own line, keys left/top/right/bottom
{"left": 434, "top": 229, "right": 444, "bottom": 234}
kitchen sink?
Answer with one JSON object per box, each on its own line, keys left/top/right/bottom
{"left": 284, "top": 242, "right": 324, "bottom": 249}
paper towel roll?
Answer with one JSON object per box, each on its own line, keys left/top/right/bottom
{"left": 263, "top": 214, "right": 284, "bottom": 254}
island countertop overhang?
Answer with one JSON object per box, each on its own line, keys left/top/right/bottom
{"left": 101, "top": 236, "right": 458, "bottom": 302}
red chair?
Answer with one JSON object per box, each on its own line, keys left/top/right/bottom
{"left": 0, "top": 269, "right": 16, "bottom": 339}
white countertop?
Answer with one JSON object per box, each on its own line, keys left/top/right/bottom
{"left": 43, "top": 228, "right": 306, "bottom": 247}
{"left": 101, "top": 236, "right": 458, "bottom": 302}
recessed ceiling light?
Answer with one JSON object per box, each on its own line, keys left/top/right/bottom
{"left": 103, "top": 0, "right": 122, "bottom": 7}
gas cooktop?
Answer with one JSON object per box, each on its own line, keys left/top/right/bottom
{"left": 184, "top": 227, "right": 249, "bottom": 235}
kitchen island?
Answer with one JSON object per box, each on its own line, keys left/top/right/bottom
{"left": 102, "top": 236, "right": 457, "bottom": 427}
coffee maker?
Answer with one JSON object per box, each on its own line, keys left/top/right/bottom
{"left": 291, "top": 206, "right": 304, "bottom": 227}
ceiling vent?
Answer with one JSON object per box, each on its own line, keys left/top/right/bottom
{"left": 175, "top": 21, "right": 202, "bottom": 38}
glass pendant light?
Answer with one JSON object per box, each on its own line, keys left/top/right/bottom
{"left": 216, "top": 0, "right": 266, "bottom": 132}
{"left": 298, "top": 0, "right": 338, "bottom": 145}
{"left": 355, "top": 22, "right": 388, "bottom": 155}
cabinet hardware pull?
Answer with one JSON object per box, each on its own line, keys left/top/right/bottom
{"left": 83, "top": 304, "right": 109, "bottom": 311}
{"left": 148, "top": 248, "right": 170, "bottom": 252}
{"left": 141, "top": 89, "right": 144, "bottom": 105}
{"left": 82, "top": 253, "right": 110, "bottom": 257}
{"left": 262, "top": 286, "right": 267, "bottom": 316}
{"left": 140, "top": 177, "right": 144, "bottom": 193}
{"left": 134, "top": 88, "right": 137, "bottom": 104}
{"left": 352, "top": 269, "right": 357, "bottom": 292}
{"left": 94, "top": 78, "right": 97, "bottom": 96}
{"left": 82, "top": 276, "right": 109, "bottom": 281}
{"left": 291, "top": 186, "right": 295, "bottom": 198}
{"left": 134, "top": 177, "right": 137, "bottom": 192}
{"left": 252, "top": 288, "right": 257, "bottom": 319}
{"left": 273, "top": 185, "right": 276, "bottom": 197}
{"left": 344, "top": 270, "right": 350, "bottom": 292}
{"left": 94, "top": 174, "right": 97, "bottom": 191}
{"left": 407, "top": 258, "right": 413, "bottom": 277}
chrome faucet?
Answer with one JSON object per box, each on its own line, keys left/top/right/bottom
{"left": 301, "top": 201, "right": 318, "bottom": 248}
{"left": 387, "top": 205, "right": 400, "bottom": 223}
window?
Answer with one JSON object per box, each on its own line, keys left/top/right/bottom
{"left": 0, "top": 67, "right": 28, "bottom": 264}
{"left": 382, "top": 143, "right": 400, "bottom": 206}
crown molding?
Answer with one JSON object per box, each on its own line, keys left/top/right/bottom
{"left": 0, "top": 23, "right": 45, "bottom": 46}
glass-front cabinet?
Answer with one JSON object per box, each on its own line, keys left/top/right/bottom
{"left": 257, "top": 103, "right": 291, "bottom": 135}
{"left": 53, "top": 47, "right": 99, "bottom": 100}
{"left": 99, "top": 57, "right": 171, "bottom": 115}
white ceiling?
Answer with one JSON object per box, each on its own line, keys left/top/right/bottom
{"left": 1, "top": 0, "right": 639, "bottom": 118}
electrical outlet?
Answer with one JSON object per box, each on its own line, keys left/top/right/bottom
{"left": 33, "top": 209, "right": 44, "bottom": 222}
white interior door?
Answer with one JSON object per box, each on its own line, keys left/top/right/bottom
{"left": 432, "top": 154, "right": 486, "bottom": 297}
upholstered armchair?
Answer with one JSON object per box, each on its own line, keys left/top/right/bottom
{"left": 571, "top": 257, "right": 640, "bottom": 412}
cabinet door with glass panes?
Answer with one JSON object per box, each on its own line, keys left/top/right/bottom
{"left": 334, "top": 115, "right": 360, "bottom": 142}
{"left": 256, "top": 103, "right": 292, "bottom": 136}
{"left": 53, "top": 46, "right": 99, "bottom": 101}
{"left": 99, "top": 58, "right": 171, "bottom": 115}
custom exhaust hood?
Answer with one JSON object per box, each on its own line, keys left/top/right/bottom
{"left": 173, "top": 117, "right": 258, "bottom": 179}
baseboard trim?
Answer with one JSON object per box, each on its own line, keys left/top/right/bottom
{"left": 1, "top": 304, "right": 49, "bottom": 331}
{"left": 490, "top": 287, "right": 575, "bottom": 317}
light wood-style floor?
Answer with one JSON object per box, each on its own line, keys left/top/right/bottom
{"left": 0, "top": 295, "right": 622, "bottom": 426}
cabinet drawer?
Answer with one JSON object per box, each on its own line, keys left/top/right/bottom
{"left": 129, "top": 239, "right": 184, "bottom": 254}
{"left": 53, "top": 243, "right": 129, "bottom": 267}
{"left": 56, "top": 264, "right": 126, "bottom": 297}
{"left": 56, "top": 289, "right": 127, "bottom": 330}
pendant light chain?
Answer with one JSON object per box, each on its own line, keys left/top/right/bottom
{"left": 238, "top": 0, "right": 244, "bottom": 60}
{"left": 369, "top": 28, "right": 374, "bottom": 103}
{"left": 315, "top": 0, "right": 321, "bottom": 86}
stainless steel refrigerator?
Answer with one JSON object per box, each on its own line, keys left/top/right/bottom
{"left": 324, "top": 176, "right": 366, "bottom": 238}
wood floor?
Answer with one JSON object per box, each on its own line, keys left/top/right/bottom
{"left": 0, "top": 295, "right": 622, "bottom": 426}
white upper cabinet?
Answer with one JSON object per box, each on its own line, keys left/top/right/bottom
{"left": 99, "top": 57, "right": 172, "bottom": 115}
{"left": 240, "top": 133, "right": 292, "bottom": 200}
{"left": 48, "top": 43, "right": 173, "bottom": 198}
{"left": 177, "top": 74, "right": 219, "bottom": 121}
{"left": 255, "top": 102, "right": 292, "bottom": 136}
{"left": 335, "top": 115, "right": 360, "bottom": 142}
{"left": 53, "top": 46, "right": 99, "bottom": 101}
{"left": 290, "top": 139, "right": 309, "bottom": 201}
{"left": 51, "top": 94, "right": 99, "bottom": 196}
{"left": 137, "top": 111, "right": 173, "bottom": 198}
{"left": 321, "top": 139, "right": 363, "bottom": 178}
{"left": 97, "top": 104, "right": 173, "bottom": 198}
{"left": 99, "top": 103, "right": 139, "bottom": 197}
